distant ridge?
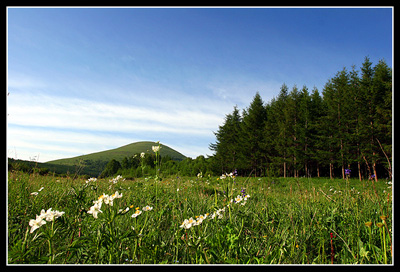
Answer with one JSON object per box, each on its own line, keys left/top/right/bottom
{"left": 46, "top": 141, "right": 186, "bottom": 175}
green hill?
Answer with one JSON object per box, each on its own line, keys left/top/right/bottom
{"left": 46, "top": 141, "right": 186, "bottom": 176}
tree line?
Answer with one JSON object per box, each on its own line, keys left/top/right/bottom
{"left": 99, "top": 153, "right": 215, "bottom": 179}
{"left": 209, "top": 57, "right": 392, "bottom": 181}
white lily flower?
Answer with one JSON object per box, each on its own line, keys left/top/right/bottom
{"left": 29, "top": 215, "right": 46, "bottom": 233}
{"left": 87, "top": 203, "right": 102, "bottom": 219}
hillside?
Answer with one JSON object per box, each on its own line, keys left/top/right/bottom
{"left": 46, "top": 141, "right": 186, "bottom": 176}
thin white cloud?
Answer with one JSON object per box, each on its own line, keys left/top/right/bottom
{"left": 7, "top": 92, "right": 224, "bottom": 135}
{"left": 6, "top": 90, "right": 229, "bottom": 161}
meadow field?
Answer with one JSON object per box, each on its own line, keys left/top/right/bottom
{"left": 7, "top": 170, "right": 392, "bottom": 264}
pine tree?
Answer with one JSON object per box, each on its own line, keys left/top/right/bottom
{"left": 297, "top": 86, "right": 312, "bottom": 177}
{"left": 359, "top": 57, "right": 378, "bottom": 181}
{"left": 308, "top": 87, "right": 325, "bottom": 177}
{"left": 210, "top": 106, "right": 242, "bottom": 174}
{"left": 271, "top": 84, "right": 290, "bottom": 177}
{"left": 322, "top": 68, "right": 351, "bottom": 179}
{"left": 372, "top": 59, "right": 392, "bottom": 179}
{"left": 240, "top": 92, "right": 267, "bottom": 176}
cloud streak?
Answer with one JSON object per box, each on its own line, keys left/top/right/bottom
{"left": 8, "top": 92, "right": 225, "bottom": 134}
{"left": 6, "top": 88, "right": 233, "bottom": 161}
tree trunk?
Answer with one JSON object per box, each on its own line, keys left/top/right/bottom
{"left": 283, "top": 161, "right": 286, "bottom": 178}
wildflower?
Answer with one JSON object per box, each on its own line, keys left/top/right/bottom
{"left": 376, "top": 222, "right": 384, "bottom": 228}
{"left": 197, "top": 172, "right": 203, "bottom": 179}
{"left": 180, "top": 217, "right": 196, "bottom": 229}
{"left": 152, "top": 145, "right": 161, "bottom": 153}
{"left": 109, "top": 175, "right": 124, "bottom": 184}
{"left": 142, "top": 205, "right": 153, "bottom": 211}
{"left": 345, "top": 169, "right": 351, "bottom": 176}
{"left": 29, "top": 215, "right": 46, "bottom": 233}
{"left": 211, "top": 208, "right": 225, "bottom": 219}
{"left": 234, "top": 195, "right": 243, "bottom": 203}
{"left": 220, "top": 174, "right": 226, "bottom": 180}
{"left": 41, "top": 208, "right": 63, "bottom": 222}
{"left": 86, "top": 177, "right": 97, "bottom": 184}
{"left": 131, "top": 210, "right": 142, "bottom": 218}
{"left": 87, "top": 203, "right": 102, "bottom": 219}
{"left": 140, "top": 152, "right": 145, "bottom": 158}
{"left": 111, "top": 191, "right": 123, "bottom": 199}
{"left": 29, "top": 208, "right": 64, "bottom": 233}
{"left": 97, "top": 194, "right": 106, "bottom": 202}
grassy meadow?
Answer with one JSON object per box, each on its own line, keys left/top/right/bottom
{"left": 7, "top": 170, "right": 392, "bottom": 264}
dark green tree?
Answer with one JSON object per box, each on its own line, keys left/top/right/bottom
{"left": 240, "top": 92, "right": 267, "bottom": 176}
{"left": 100, "top": 159, "right": 122, "bottom": 178}
{"left": 210, "top": 106, "right": 242, "bottom": 174}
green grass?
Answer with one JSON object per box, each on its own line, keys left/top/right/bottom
{"left": 7, "top": 171, "right": 392, "bottom": 264}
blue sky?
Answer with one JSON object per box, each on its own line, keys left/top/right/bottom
{"left": 7, "top": 7, "right": 392, "bottom": 162}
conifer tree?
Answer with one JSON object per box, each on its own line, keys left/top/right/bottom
{"left": 240, "top": 92, "right": 267, "bottom": 176}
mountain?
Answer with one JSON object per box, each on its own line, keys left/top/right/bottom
{"left": 46, "top": 141, "right": 186, "bottom": 176}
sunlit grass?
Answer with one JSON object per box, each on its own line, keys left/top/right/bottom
{"left": 7, "top": 170, "right": 392, "bottom": 264}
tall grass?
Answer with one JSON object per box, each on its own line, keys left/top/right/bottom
{"left": 7, "top": 170, "right": 392, "bottom": 264}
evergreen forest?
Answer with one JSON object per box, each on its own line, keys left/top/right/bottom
{"left": 210, "top": 57, "right": 392, "bottom": 180}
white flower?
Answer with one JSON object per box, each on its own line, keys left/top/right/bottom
{"left": 87, "top": 203, "right": 102, "bottom": 219}
{"left": 235, "top": 195, "right": 243, "bottom": 203}
{"left": 103, "top": 195, "right": 113, "bottom": 206}
{"left": 29, "top": 208, "right": 64, "bottom": 233}
{"left": 142, "top": 206, "right": 153, "bottom": 211}
{"left": 211, "top": 208, "right": 225, "bottom": 219}
{"left": 152, "top": 145, "right": 161, "bottom": 153}
{"left": 43, "top": 208, "right": 56, "bottom": 221}
{"left": 53, "top": 210, "right": 65, "bottom": 218}
{"left": 220, "top": 174, "right": 226, "bottom": 179}
{"left": 180, "top": 217, "right": 196, "bottom": 229}
{"left": 197, "top": 172, "right": 202, "bottom": 178}
{"left": 112, "top": 191, "right": 123, "bottom": 199}
{"left": 86, "top": 177, "right": 97, "bottom": 184}
{"left": 140, "top": 152, "right": 145, "bottom": 158}
{"left": 131, "top": 209, "right": 142, "bottom": 218}
{"left": 109, "top": 175, "right": 124, "bottom": 184}
{"left": 39, "top": 208, "right": 65, "bottom": 222}
{"left": 29, "top": 215, "right": 46, "bottom": 233}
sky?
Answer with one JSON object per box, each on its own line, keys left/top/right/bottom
{"left": 7, "top": 7, "right": 392, "bottom": 162}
